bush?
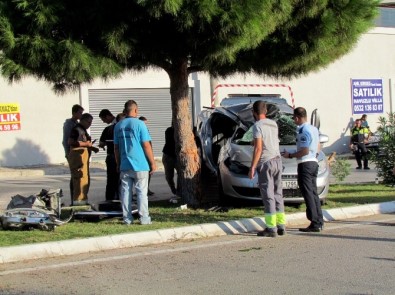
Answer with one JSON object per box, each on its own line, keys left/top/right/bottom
{"left": 370, "top": 112, "right": 395, "bottom": 184}
{"left": 331, "top": 158, "right": 351, "bottom": 182}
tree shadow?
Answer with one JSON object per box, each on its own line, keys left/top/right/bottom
{"left": 322, "top": 116, "right": 354, "bottom": 155}
{"left": 0, "top": 138, "right": 50, "bottom": 167}
{"left": 328, "top": 196, "right": 395, "bottom": 204}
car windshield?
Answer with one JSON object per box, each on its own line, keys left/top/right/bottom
{"left": 234, "top": 113, "right": 297, "bottom": 145}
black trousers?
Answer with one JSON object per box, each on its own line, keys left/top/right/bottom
{"left": 354, "top": 142, "right": 368, "bottom": 168}
{"left": 297, "top": 161, "right": 323, "bottom": 228}
{"left": 105, "top": 154, "right": 120, "bottom": 200}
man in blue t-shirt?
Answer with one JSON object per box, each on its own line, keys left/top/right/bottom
{"left": 114, "top": 100, "right": 157, "bottom": 225}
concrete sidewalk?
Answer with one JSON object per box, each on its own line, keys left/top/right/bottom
{"left": 1, "top": 201, "right": 394, "bottom": 264}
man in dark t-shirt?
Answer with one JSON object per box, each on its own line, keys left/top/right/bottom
{"left": 162, "top": 126, "right": 177, "bottom": 196}
{"left": 68, "top": 113, "right": 99, "bottom": 205}
{"left": 99, "top": 110, "right": 119, "bottom": 200}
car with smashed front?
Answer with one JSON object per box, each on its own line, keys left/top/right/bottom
{"left": 196, "top": 95, "right": 330, "bottom": 205}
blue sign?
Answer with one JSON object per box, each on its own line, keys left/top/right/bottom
{"left": 351, "top": 79, "right": 383, "bottom": 114}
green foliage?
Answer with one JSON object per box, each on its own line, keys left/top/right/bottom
{"left": 327, "top": 183, "right": 395, "bottom": 205}
{"left": 370, "top": 112, "right": 395, "bottom": 184}
{"left": 330, "top": 158, "right": 351, "bottom": 182}
{"left": 0, "top": 0, "right": 379, "bottom": 90}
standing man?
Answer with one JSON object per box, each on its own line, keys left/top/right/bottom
{"left": 350, "top": 119, "right": 370, "bottom": 170}
{"left": 99, "top": 109, "right": 119, "bottom": 200}
{"left": 360, "top": 114, "right": 369, "bottom": 128}
{"left": 162, "top": 124, "right": 178, "bottom": 198}
{"left": 62, "top": 104, "right": 84, "bottom": 202}
{"left": 68, "top": 113, "right": 99, "bottom": 206}
{"left": 139, "top": 116, "right": 155, "bottom": 196}
{"left": 282, "top": 107, "right": 324, "bottom": 232}
{"left": 114, "top": 100, "right": 156, "bottom": 225}
{"left": 248, "top": 101, "right": 286, "bottom": 238}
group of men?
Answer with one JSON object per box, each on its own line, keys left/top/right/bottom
{"left": 62, "top": 100, "right": 178, "bottom": 225}
{"left": 62, "top": 99, "right": 324, "bottom": 232}
{"left": 62, "top": 105, "right": 100, "bottom": 206}
{"left": 249, "top": 102, "right": 324, "bottom": 237}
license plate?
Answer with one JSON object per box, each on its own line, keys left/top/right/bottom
{"left": 282, "top": 180, "right": 298, "bottom": 189}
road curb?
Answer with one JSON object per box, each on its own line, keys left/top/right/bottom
{"left": 0, "top": 170, "right": 46, "bottom": 178}
{"left": 1, "top": 201, "right": 394, "bottom": 264}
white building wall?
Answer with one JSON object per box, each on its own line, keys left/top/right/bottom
{"left": 0, "top": 27, "right": 394, "bottom": 166}
{"left": 0, "top": 78, "right": 79, "bottom": 166}
{"left": 200, "top": 27, "right": 395, "bottom": 155}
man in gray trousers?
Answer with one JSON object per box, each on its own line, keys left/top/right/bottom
{"left": 248, "top": 101, "right": 286, "bottom": 237}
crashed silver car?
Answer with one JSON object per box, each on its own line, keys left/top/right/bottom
{"left": 197, "top": 95, "right": 330, "bottom": 204}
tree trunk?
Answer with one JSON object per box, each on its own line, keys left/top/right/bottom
{"left": 168, "top": 58, "right": 201, "bottom": 208}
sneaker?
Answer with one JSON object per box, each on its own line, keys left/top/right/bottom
{"left": 356, "top": 166, "right": 362, "bottom": 170}
{"left": 364, "top": 167, "right": 370, "bottom": 170}
{"left": 277, "top": 228, "right": 286, "bottom": 236}
{"left": 257, "top": 228, "right": 277, "bottom": 238}
{"left": 140, "top": 216, "right": 152, "bottom": 225}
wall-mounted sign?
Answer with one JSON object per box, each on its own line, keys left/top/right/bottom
{"left": 351, "top": 79, "right": 383, "bottom": 114}
{"left": 0, "top": 103, "right": 21, "bottom": 131}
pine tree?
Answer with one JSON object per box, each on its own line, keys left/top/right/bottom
{"left": 0, "top": 0, "right": 379, "bottom": 206}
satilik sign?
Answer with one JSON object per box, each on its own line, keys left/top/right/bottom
{"left": 351, "top": 79, "right": 383, "bottom": 114}
{"left": 0, "top": 103, "right": 21, "bottom": 131}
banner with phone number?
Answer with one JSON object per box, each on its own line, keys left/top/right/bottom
{"left": 0, "top": 103, "right": 21, "bottom": 132}
{"left": 351, "top": 79, "right": 383, "bottom": 114}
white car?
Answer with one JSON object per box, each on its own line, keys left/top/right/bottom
{"left": 197, "top": 95, "right": 330, "bottom": 205}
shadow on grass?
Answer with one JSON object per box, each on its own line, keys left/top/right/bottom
{"left": 327, "top": 196, "right": 395, "bottom": 204}
{"left": 330, "top": 184, "right": 395, "bottom": 194}
{"left": 332, "top": 188, "right": 394, "bottom": 194}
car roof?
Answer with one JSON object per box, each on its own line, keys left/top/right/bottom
{"left": 220, "top": 95, "right": 288, "bottom": 107}
{"left": 218, "top": 101, "right": 293, "bottom": 126}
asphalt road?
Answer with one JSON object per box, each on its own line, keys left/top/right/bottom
{"left": 0, "top": 158, "right": 379, "bottom": 210}
{"left": 0, "top": 171, "right": 173, "bottom": 211}
{"left": 0, "top": 213, "right": 394, "bottom": 295}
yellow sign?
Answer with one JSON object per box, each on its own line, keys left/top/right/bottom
{"left": 0, "top": 103, "right": 21, "bottom": 131}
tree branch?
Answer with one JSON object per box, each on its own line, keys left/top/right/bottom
{"left": 187, "top": 66, "right": 203, "bottom": 74}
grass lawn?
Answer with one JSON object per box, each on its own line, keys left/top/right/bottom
{"left": 0, "top": 183, "right": 394, "bottom": 247}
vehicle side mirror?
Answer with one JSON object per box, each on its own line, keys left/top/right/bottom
{"left": 311, "top": 109, "right": 321, "bottom": 129}
{"left": 319, "top": 134, "right": 329, "bottom": 144}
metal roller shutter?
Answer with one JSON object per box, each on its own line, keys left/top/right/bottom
{"left": 88, "top": 88, "right": 193, "bottom": 161}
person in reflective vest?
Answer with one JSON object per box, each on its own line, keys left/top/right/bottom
{"left": 350, "top": 119, "right": 370, "bottom": 170}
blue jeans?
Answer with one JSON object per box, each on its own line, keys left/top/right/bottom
{"left": 120, "top": 170, "right": 151, "bottom": 225}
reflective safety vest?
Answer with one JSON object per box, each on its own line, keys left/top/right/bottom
{"left": 351, "top": 126, "right": 369, "bottom": 143}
